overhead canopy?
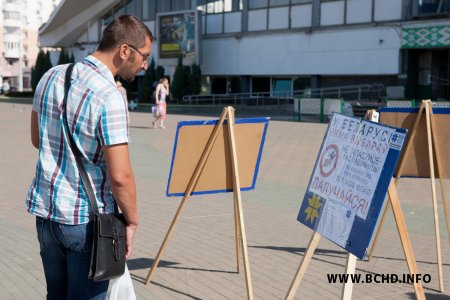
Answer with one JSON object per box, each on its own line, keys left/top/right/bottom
{"left": 39, "top": 0, "right": 121, "bottom": 47}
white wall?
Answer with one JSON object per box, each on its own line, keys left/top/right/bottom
{"left": 201, "top": 27, "right": 401, "bottom": 76}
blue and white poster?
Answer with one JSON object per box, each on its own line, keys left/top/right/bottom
{"left": 297, "top": 113, "right": 407, "bottom": 259}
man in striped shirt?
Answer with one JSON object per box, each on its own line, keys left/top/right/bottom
{"left": 27, "top": 15, "right": 153, "bottom": 299}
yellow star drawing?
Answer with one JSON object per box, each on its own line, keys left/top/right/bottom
{"left": 304, "top": 194, "right": 321, "bottom": 224}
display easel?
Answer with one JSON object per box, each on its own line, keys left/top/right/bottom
{"left": 285, "top": 112, "right": 425, "bottom": 300}
{"left": 369, "top": 100, "right": 450, "bottom": 292}
{"left": 144, "top": 107, "right": 254, "bottom": 300}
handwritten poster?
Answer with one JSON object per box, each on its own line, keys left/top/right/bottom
{"left": 297, "top": 113, "right": 407, "bottom": 258}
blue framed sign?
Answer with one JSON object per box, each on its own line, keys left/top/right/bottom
{"left": 166, "top": 117, "right": 269, "bottom": 197}
{"left": 297, "top": 113, "right": 407, "bottom": 259}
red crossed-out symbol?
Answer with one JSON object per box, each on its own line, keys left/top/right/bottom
{"left": 319, "top": 144, "right": 339, "bottom": 177}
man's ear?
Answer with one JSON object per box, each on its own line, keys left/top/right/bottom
{"left": 118, "top": 44, "right": 129, "bottom": 60}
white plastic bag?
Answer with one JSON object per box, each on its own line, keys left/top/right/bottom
{"left": 107, "top": 264, "right": 136, "bottom": 300}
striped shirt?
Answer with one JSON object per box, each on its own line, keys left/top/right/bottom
{"left": 26, "top": 55, "right": 129, "bottom": 225}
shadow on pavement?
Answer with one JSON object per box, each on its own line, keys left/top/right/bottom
{"left": 127, "top": 257, "right": 178, "bottom": 270}
{"left": 128, "top": 257, "right": 238, "bottom": 274}
{"left": 250, "top": 245, "right": 346, "bottom": 257}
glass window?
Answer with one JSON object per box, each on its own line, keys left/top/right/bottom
{"left": 125, "top": 0, "right": 140, "bottom": 18}
{"left": 252, "top": 77, "right": 270, "bottom": 94}
{"left": 249, "top": 0, "right": 268, "bottom": 9}
{"left": 4, "top": 11, "right": 21, "bottom": 20}
{"left": 222, "top": 0, "right": 243, "bottom": 11}
{"left": 102, "top": 13, "right": 113, "bottom": 26}
{"left": 272, "top": 78, "right": 291, "bottom": 96}
{"left": 228, "top": 77, "right": 241, "bottom": 93}
{"left": 206, "top": 0, "right": 224, "bottom": 13}
{"left": 172, "top": 0, "right": 192, "bottom": 11}
{"left": 224, "top": 0, "right": 232, "bottom": 12}
{"left": 199, "top": 0, "right": 241, "bottom": 13}
{"left": 143, "top": 1, "right": 156, "bottom": 20}
{"left": 197, "top": 4, "right": 206, "bottom": 13}
{"left": 415, "top": 0, "right": 450, "bottom": 15}
{"left": 114, "top": 5, "right": 125, "bottom": 17}
{"left": 4, "top": 26, "right": 20, "bottom": 34}
{"left": 157, "top": 0, "right": 171, "bottom": 13}
{"left": 269, "top": 0, "right": 289, "bottom": 7}
{"left": 293, "top": 77, "right": 311, "bottom": 96}
{"left": 291, "top": 0, "right": 312, "bottom": 4}
{"left": 211, "top": 77, "right": 227, "bottom": 94}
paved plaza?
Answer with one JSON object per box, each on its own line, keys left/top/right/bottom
{"left": 1, "top": 101, "right": 449, "bottom": 299}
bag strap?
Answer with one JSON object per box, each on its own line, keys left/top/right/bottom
{"left": 62, "top": 63, "right": 100, "bottom": 214}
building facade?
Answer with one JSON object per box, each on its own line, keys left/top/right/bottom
{"left": 39, "top": 0, "right": 450, "bottom": 100}
{"left": 0, "top": 0, "right": 61, "bottom": 92}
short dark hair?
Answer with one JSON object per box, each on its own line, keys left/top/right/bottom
{"left": 97, "top": 15, "right": 153, "bottom": 52}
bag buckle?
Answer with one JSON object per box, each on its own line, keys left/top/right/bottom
{"left": 112, "top": 226, "right": 120, "bottom": 261}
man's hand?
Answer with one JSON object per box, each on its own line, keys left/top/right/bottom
{"left": 104, "top": 143, "right": 138, "bottom": 258}
{"left": 125, "top": 223, "right": 137, "bottom": 259}
{"left": 31, "top": 110, "right": 39, "bottom": 149}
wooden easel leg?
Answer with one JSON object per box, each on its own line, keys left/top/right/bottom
{"left": 341, "top": 254, "right": 357, "bottom": 300}
{"left": 145, "top": 107, "right": 229, "bottom": 285}
{"left": 388, "top": 181, "right": 426, "bottom": 300}
{"left": 227, "top": 107, "right": 253, "bottom": 300}
{"left": 285, "top": 232, "right": 321, "bottom": 300}
{"left": 234, "top": 193, "right": 241, "bottom": 273}
{"left": 425, "top": 101, "right": 444, "bottom": 292}
{"left": 368, "top": 102, "right": 425, "bottom": 260}
{"left": 367, "top": 195, "right": 390, "bottom": 261}
{"left": 429, "top": 103, "right": 450, "bottom": 243}
{"left": 437, "top": 176, "right": 450, "bottom": 244}
{"left": 144, "top": 194, "right": 190, "bottom": 284}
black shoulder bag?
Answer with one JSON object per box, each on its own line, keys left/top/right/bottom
{"left": 62, "top": 63, "right": 126, "bottom": 282}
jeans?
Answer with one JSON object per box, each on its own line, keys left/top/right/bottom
{"left": 36, "top": 216, "right": 109, "bottom": 300}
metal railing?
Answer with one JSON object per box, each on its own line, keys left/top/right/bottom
{"left": 183, "top": 83, "right": 385, "bottom": 106}
{"left": 183, "top": 91, "right": 294, "bottom": 107}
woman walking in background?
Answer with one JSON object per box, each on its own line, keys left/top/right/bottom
{"left": 153, "top": 77, "right": 169, "bottom": 129}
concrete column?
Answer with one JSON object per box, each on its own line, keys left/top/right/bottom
{"left": 312, "top": 0, "right": 321, "bottom": 28}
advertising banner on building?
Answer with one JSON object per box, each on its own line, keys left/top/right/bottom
{"left": 158, "top": 11, "right": 197, "bottom": 60}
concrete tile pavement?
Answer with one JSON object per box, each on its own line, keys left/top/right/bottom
{"left": 0, "top": 102, "right": 449, "bottom": 299}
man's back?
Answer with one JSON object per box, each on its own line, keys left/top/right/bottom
{"left": 27, "top": 15, "right": 152, "bottom": 299}
{"left": 27, "top": 56, "right": 129, "bottom": 225}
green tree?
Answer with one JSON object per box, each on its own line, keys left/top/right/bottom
{"left": 31, "top": 49, "right": 53, "bottom": 92}
{"left": 190, "top": 63, "right": 202, "bottom": 95}
{"left": 142, "top": 57, "right": 156, "bottom": 102}
{"left": 155, "top": 66, "right": 165, "bottom": 82}
{"left": 171, "top": 56, "right": 184, "bottom": 103}
{"left": 183, "top": 65, "right": 192, "bottom": 97}
{"left": 57, "top": 48, "right": 71, "bottom": 65}
{"left": 45, "top": 52, "right": 52, "bottom": 70}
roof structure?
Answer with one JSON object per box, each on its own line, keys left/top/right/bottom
{"left": 39, "top": 0, "right": 120, "bottom": 47}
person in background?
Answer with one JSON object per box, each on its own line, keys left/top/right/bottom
{"left": 116, "top": 80, "right": 128, "bottom": 102}
{"left": 152, "top": 77, "right": 169, "bottom": 129}
{"left": 2, "top": 80, "right": 10, "bottom": 95}
{"left": 26, "top": 15, "right": 153, "bottom": 300}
